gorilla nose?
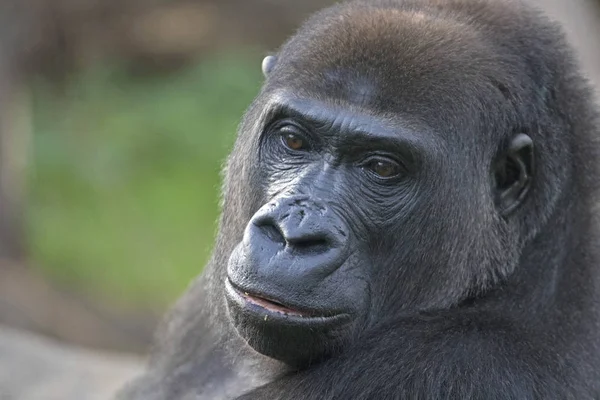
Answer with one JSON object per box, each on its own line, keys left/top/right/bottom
{"left": 244, "top": 196, "right": 350, "bottom": 277}
{"left": 252, "top": 197, "right": 345, "bottom": 252}
{"left": 261, "top": 220, "right": 331, "bottom": 253}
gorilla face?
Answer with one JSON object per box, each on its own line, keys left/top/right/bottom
{"left": 225, "top": 95, "right": 533, "bottom": 367}
{"left": 225, "top": 98, "right": 387, "bottom": 366}
{"left": 225, "top": 10, "right": 534, "bottom": 367}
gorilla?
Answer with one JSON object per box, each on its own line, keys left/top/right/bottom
{"left": 119, "top": 0, "right": 600, "bottom": 398}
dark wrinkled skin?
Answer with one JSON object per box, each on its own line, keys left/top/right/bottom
{"left": 119, "top": 0, "right": 600, "bottom": 399}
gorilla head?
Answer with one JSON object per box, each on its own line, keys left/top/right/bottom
{"left": 222, "top": 1, "right": 561, "bottom": 367}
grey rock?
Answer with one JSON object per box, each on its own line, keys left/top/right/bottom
{"left": 0, "top": 326, "right": 143, "bottom": 400}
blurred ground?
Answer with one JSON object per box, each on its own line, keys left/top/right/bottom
{"left": 0, "top": 326, "right": 142, "bottom": 400}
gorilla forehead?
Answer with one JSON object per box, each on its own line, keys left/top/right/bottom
{"left": 267, "top": 0, "right": 534, "bottom": 130}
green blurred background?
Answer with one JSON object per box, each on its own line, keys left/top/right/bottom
{"left": 0, "top": 0, "right": 598, "bottom": 357}
{"left": 30, "top": 57, "right": 261, "bottom": 309}
{"left": 0, "top": 0, "right": 347, "bottom": 353}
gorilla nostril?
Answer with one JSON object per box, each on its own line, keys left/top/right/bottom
{"left": 261, "top": 224, "right": 286, "bottom": 245}
{"left": 287, "top": 236, "right": 330, "bottom": 253}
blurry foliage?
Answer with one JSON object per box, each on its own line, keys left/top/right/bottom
{"left": 28, "top": 54, "right": 262, "bottom": 308}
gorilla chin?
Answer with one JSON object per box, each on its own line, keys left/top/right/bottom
{"left": 224, "top": 279, "right": 353, "bottom": 367}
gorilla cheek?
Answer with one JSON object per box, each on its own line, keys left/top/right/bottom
{"left": 226, "top": 242, "right": 256, "bottom": 287}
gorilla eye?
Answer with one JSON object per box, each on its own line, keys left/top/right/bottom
{"left": 281, "top": 131, "right": 309, "bottom": 151}
{"left": 366, "top": 159, "right": 401, "bottom": 179}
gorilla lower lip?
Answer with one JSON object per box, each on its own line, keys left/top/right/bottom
{"left": 241, "top": 291, "right": 307, "bottom": 316}
{"left": 225, "top": 280, "right": 352, "bottom": 330}
{"left": 226, "top": 280, "right": 330, "bottom": 318}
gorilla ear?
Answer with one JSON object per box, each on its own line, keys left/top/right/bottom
{"left": 262, "top": 55, "right": 278, "bottom": 77}
{"left": 493, "top": 134, "right": 534, "bottom": 216}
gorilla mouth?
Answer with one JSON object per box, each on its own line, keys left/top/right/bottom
{"left": 225, "top": 278, "right": 353, "bottom": 366}
{"left": 240, "top": 290, "right": 309, "bottom": 317}
{"left": 227, "top": 281, "right": 310, "bottom": 317}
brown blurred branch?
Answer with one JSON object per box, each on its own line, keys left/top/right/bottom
{"left": 0, "top": 261, "right": 158, "bottom": 353}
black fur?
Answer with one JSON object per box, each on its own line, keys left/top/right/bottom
{"left": 119, "top": 0, "right": 600, "bottom": 398}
